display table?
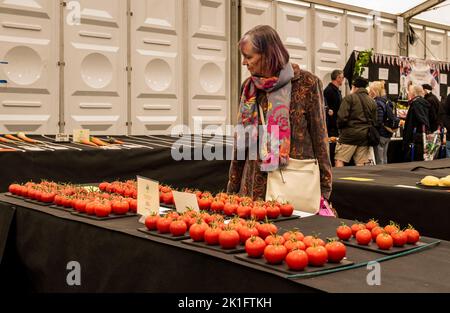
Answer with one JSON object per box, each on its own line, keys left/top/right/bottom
{"left": 0, "top": 194, "right": 449, "bottom": 293}
{"left": 0, "top": 135, "right": 232, "bottom": 193}
{"left": 331, "top": 158, "right": 450, "bottom": 240}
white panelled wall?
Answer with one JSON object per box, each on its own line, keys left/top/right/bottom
{"left": 2, "top": 0, "right": 450, "bottom": 135}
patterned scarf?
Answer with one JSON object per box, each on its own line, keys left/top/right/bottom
{"left": 237, "top": 63, "right": 294, "bottom": 171}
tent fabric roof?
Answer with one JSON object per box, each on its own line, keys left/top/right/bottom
{"left": 330, "top": 0, "right": 450, "bottom": 26}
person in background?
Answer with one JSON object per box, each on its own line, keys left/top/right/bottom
{"left": 422, "top": 84, "right": 440, "bottom": 132}
{"left": 324, "top": 70, "right": 344, "bottom": 138}
{"left": 403, "top": 85, "right": 430, "bottom": 161}
{"left": 335, "top": 77, "right": 377, "bottom": 167}
{"left": 369, "top": 81, "right": 392, "bottom": 165}
{"left": 440, "top": 94, "right": 450, "bottom": 158}
{"left": 324, "top": 69, "right": 344, "bottom": 166}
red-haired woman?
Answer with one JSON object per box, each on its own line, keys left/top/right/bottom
{"left": 227, "top": 25, "right": 332, "bottom": 209}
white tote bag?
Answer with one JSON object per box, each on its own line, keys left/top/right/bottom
{"left": 258, "top": 105, "right": 321, "bottom": 214}
{"left": 265, "top": 158, "right": 321, "bottom": 214}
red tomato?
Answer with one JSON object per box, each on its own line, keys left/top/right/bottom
{"left": 236, "top": 205, "right": 252, "bottom": 218}
{"left": 170, "top": 220, "right": 187, "bottom": 236}
{"left": 336, "top": 224, "right": 352, "bottom": 241}
{"left": 74, "top": 199, "right": 88, "bottom": 213}
{"left": 306, "top": 245, "right": 328, "bottom": 266}
{"left": 356, "top": 229, "right": 372, "bottom": 245}
{"left": 156, "top": 217, "right": 172, "bottom": 234}
{"left": 245, "top": 236, "right": 266, "bottom": 258}
{"left": 265, "top": 234, "right": 285, "bottom": 245}
{"left": 85, "top": 201, "right": 97, "bottom": 215}
{"left": 280, "top": 203, "right": 294, "bottom": 217}
{"left": 8, "top": 184, "right": 21, "bottom": 195}
{"left": 189, "top": 221, "right": 208, "bottom": 241}
{"left": 351, "top": 223, "right": 366, "bottom": 236}
{"left": 223, "top": 203, "right": 238, "bottom": 216}
{"left": 376, "top": 233, "right": 393, "bottom": 250}
{"left": 210, "top": 200, "right": 224, "bottom": 213}
{"left": 371, "top": 226, "right": 384, "bottom": 241}
{"left": 129, "top": 199, "right": 137, "bottom": 213}
{"left": 266, "top": 205, "right": 281, "bottom": 219}
{"left": 111, "top": 200, "right": 129, "bottom": 215}
{"left": 219, "top": 229, "right": 240, "bottom": 249}
{"left": 264, "top": 244, "right": 288, "bottom": 264}
{"left": 204, "top": 227, "right": 221, "bottom": 245}
{"left": 238, "top": 225, "right": 259, "bottom": 244}
{"left": 284, "top": 239, "right": 306, "bottom": 252}
{"left": 391, "top": 230, "right": 408, "bottom": 247}
{"left": 404, "top": 228, "right": 420, "bottom": 244}
{"left": 285, "top": 249, "right": 308, "bottom": 271}
{"left": 325, "top": 241, "right": 346, "bottom": 263}
{"left": 99, "top": 182, "right": 109, "bottom": 191}
{"left": 384, "top": 222, "right": 399, "bottom": 235}
{"left": 95, "top": 202, "right": 111, "bottom": 217}
{"left": 162, "top": 192, "right": 174, "bottom": 205}
{"left": 282, "top": 230, "right": 304, "bottom": 242}
{"left": 256, "top": 222, "right": 278, "bottom": 239}
{"left": 365, "top": 219, "right": 379, "bottom": 231}
{"left": 251, "top": 206, "right": 267, "bottom": 221}
{"left": 198, "top": 197, "right": 212, "bottom": 211}
{"left": 145, "top": 214, "right": 159, "bottom": 230}
{"left": 303, "top": 235, "right": 325, "bottom": 248}
{"left": 40, "top": 192, "right": 55, "bottom": 203}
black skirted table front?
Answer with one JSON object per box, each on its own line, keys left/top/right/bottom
{"left": 0, "top": 194, "right": 449, "bottom": 293}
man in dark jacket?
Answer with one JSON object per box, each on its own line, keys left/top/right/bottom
{"left": 335, "top": 77, "right": 377, "bottom": 167}
{"left": 324, "top": 70, "right": 344, "bottom": 137}
{"left": 403, "top": 85, "right": 431, "bottom": 161}
{"left": 422, "top": 84, "right": 440, "bottom": 132}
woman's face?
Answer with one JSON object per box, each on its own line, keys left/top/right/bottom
{"left": 241, "top": 40, "right": 263, "bottom": 76}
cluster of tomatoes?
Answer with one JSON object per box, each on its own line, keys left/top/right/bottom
{"left": 336, "top": 219, "right": 421, "bottom": 250}
{"left": 159, "top": 185, "right": 294, "bottom": 220}
{"left": 245, "top": 231, "right": 346, "bottom": 271}
{"left": 8, "top": 181, "right": 137, "bottom": 218}
{"left": 144, "top": 210, "right": 282, "bottom": 248}
{"left": 98, "top": 181, "right": 137, "bottom": 199}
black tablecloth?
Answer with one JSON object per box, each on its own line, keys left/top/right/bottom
{"left": 0, "top": 195, "right": 449, "bottom": 293}
{"left": 331, "top": 158, "right": 450, "bottom": 240}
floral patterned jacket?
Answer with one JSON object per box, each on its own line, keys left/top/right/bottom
{"left": 227, "top": 64, "right": 332, "bottom": 200}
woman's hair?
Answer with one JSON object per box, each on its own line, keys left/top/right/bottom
{"left": 410, "top": 84, "right": 424, "bottom": 97}
{"left": 239, "top": 25, "right": 290, "bottom": 75}
{"left": 369, "top": 81, "right": 386, "bottom": 98}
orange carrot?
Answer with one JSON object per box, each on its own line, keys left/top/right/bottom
{"left": 17, "top": 132, "right": 38, "bottom": 144}
{"left": 91, "top": 137, "right": 109, "bottom": 146}
{"left": 80, "top": 139, "right": 98, "bottom": 147}
{"left": 5, "top": 134, "right": 22, "bottom": 142}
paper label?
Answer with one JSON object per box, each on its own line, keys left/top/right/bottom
{"left": 73, "top": 129, "right": 90, "bottom": 143}
{"left": 137, "top": 176, "right": 159, "bottom": 222}
{"left": 172, "top": 191, "right": 200, "bottom": 213}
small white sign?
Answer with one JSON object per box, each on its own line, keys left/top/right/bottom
{"left": 379, "top": 68, "right": 389, "bottom": 80}
{"left": 55, "top": 133, "right": 70, "bottom": 142}
{"left": 361, "top": 67, "right": 369, "bottom": 79}
{"left": 172, "top": 191, "right": 200, "bottom": 213}
{"left": 137, "top": 176, "right": 159, "bottom": 222}
{"left": 73, "top": 129, "right": 90, "bottom": 143}
{"left": 441, "top": 74, "right": 448, "bottom": 85}
{"left": 388, "top": 83, "right": 398, "bottom": 95}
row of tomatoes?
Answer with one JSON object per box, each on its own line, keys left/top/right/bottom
{"left": 9, "top": 181, "right": 137, "bottom": 217}
{"left": 336, "top": 219, "right": 421, "bottom": 250}
{"left": 144, "top": 210, "right": 346, "bottom": 271}
{"left": 98, "top": 180, "right": 295, "bottom": 220}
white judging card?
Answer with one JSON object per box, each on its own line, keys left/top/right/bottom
{"left": 137, "top": 176, "right": 159, "bottom": 223}
{"left": 73, "top": 129, "right": 90, "bottom": 143}
{"left": 379, "top": 68, "right": 389, "bottom": 80}
{"left": 172, "top": 191, "right": 199, "bottom": 213}
{"left": 440, "top": 74, "right": 447, "bottom": 85}
{"left": 388, "top": 83, "right": 398, "bottom": 95}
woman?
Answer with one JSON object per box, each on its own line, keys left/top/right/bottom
{"left": 226, "top": 25, "right": 332, "bottom": 207}
{"left": 369, "top": 81, "right": 392, "bottom": 164}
